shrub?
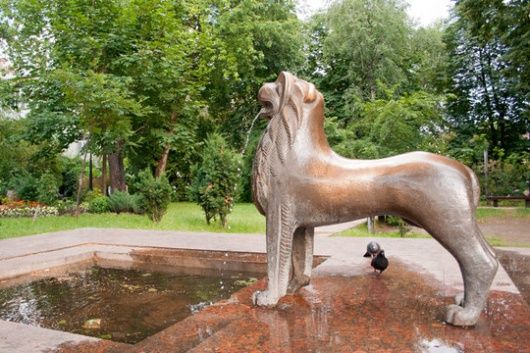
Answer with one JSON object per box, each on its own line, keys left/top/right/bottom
{"left": 109, "top": 191, "right": 131, "bottom": 214}
{"left": 11, "top": 174, "right": 39, "bottom": 201}
{"left": 129, "top": 193, "right": 145, "bottom": 214}
{"left": 83, "top": 188, "right": 105, "bottom": 203}
{"left": 53, "top": 199, "right": 77, "bottom": 215}
{"left": 135, "top": 169, "right": 172, "bottom": 223}
{"left": 383, "top": 215, "right": 410, "bottom": 237}
{"left": 88, "top": 196, "right": 110, "bottom": 214}
{"left": 108, "top": 191, "right": 143, "bottom": 215}
{"left": 37, "top": 173, "right": 60, "bottom": 205}
{"left": 478, "top": 153, "right": 529, "bottom": 196}
{"left": 188, "top": 133, "right": 240, "bottom": 227}
{"left": 58, "top": 157, "right": 82, "bottom": 198}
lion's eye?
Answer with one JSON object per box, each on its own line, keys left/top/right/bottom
{"left": 275, "top": 84, "right": 282, "bottom": 97}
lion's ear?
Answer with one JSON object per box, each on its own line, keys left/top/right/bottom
{"left": 277, "top": 71, "right": 293, "bottom": 112}
{"left": 304, "top": 83, "right": 317, "bottom": 103}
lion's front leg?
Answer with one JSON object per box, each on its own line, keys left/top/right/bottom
{"left": 253, "top": 201, "right": 295, "bottom": 307}
{"left": 287, "top": 226, "right": 314, "bottom": 294}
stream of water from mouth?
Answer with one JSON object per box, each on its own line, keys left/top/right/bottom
{"left": 241, "top": 111, "right": 263, "bottom": 156}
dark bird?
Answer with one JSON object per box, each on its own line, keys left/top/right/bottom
{"left": 371, "top": 250, "right": 389, "bottom": 274}
{"left": 363, "top": 241, "right": 381, "bottom": 258}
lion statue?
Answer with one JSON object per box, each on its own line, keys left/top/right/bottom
{"left": 251, "top": 72, "right": 498, "bottom": 327}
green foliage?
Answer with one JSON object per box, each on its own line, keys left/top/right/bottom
{"left": 383, "top": 216, "right": 410, "bottom": 237}
{"left": 188, "top": 133, "right": 240, "bottom": 227}
{"left": 134, "top": 170, "right": 172, "bottom": 223}
{"left": 53, "top": 199, "right": 70, "bottom": 214}
{"left": 481, "top": 153, "right": 530, "bottom": 196}
{"left": 88, "top": 196, "right": 110, "bottom": 214}
{"left": 444, "top": 1, "right": 529, "bottom": 158}
{"left": 36, "top": 173, "right": 59, "bottom": 205}
{"left": 83, "top": 189, "right": 104, "bottom": 203}
{"left": 317, "top": 0, "right": 412, "bottom": 119}
{"left": 0, "top": 118, "right": 37, "bottom": 190}
{"left": 303, "top": 0, "right": 449, "bottom": 161}
{"left": 10, "top": 174, "right": 38, "bottom": 201}
{"left": 108, "top": 191, "right": 142, "bottom": 215}
{"left": 58, "top": 158, "right": 82, "bottom": 199}
{"left": 362, "top": 91, "right": 446, "bottom": 156}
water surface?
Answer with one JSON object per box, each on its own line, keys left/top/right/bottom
{"left": 0, "top": 267, "right": 258, "bottom": 343}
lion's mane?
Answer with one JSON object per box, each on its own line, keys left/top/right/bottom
{"left": 251, "top": 73, "right": 309, "bottom": 215}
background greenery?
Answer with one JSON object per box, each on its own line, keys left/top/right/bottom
{"left": 0, "top": 0, "right": 528, "bottom": 226}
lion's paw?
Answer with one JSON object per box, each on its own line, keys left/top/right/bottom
{"left": 287, "top": 275, "right": 310, "bottom": 294}
{"left": 252, "top": 290, "right": 280, "bottom": 307}
{"left": 454, "top": 292, "right": 465, "bottom": 306}
{"left": 444, "top": 304, "right": 479, "bottom": 327}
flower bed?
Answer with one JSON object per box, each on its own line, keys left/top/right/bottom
{"left": 0, "top": 200, "right": 58, "bottom": 218}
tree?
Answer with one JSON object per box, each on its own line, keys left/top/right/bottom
{"left": 1, "top": 0, "right": 145, "bottom": 191}
{"left": 121, "top": 0, "right": 209, "bottom": 180}
{"left": 201, "top": 0, "right": 303, "bottom": 148}
{"left": 188, "top": 133, "right": 240, "bottom": 227}
{"left": 318, "top": 0, "right": 411, "bottom": 121}
{"left": 302, "top": 0, "right": 449, "bottom": 159}
{"left": 135, "top": 169, "right": 173, "bottom": 223}
{"left": 444, "top": 3, "right": 528, "bottom": 157}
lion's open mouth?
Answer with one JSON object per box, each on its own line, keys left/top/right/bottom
{"left": 260, "top": 101, "right": 274, "bottom": 117}
{"left": 257, "top": 82, "right": 279, "bottom": 118}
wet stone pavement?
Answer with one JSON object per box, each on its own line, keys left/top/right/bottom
{"left": 52, "top": 260, "right": 530, "bottom": 353}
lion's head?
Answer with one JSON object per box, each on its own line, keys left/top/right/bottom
{"left": 252, "top": 72, "right": 324, "bottom": 214}
{"left": 257, "top": 71, "right": 319, "bottom": 120}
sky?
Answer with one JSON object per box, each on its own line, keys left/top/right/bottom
{"left": 297, "top": 0, "right": 453, "bottom": 26}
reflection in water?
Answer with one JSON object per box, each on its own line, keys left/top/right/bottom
{"left": 216, "top": 262, "right": 530, "bottom": 353}
{"left": 0, "top": 267, "right": 258, "bottom": 344}
{"left": 417, "top": 338, "right": 462, "bottom": 353}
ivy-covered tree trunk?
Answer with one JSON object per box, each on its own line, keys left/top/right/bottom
{"left": 155, "top": 112, "right": 177, "bottom": 178}
{"left": 108, "top": 141, "right": 126, "bottom": 192}
{"left": 155, "top": 146, "right": 170, "bottom": 178}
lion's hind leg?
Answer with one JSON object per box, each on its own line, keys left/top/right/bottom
{"left": 287, "top": 226, "right": 314, "bottom": 294}
{"left": 430, "top": 219, "right": 498, "bottom": 326}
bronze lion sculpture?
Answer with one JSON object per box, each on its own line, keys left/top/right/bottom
{"left": 251, "top": 72, "right": 498, "bottom": 327}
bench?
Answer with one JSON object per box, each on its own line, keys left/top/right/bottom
{"left": 486, "top": 195, "right": 530, "bottom": 208}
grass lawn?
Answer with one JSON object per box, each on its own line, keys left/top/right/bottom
{"left": 1, "top": 204, "right": 528, "bottom": 244}
{"left": 476, "top": 207, "right": 530, "bottom": 220}
{"left": 336, "top": 222, "right": 429, "bottom": 239}
{"left": 335, "top": 224, "right": 514, "bottom": 247}
{"left": 0, "top": 202, "right": 266, "bottom": 240}
{"left": 336, "top": 207, "right": 530, "bottom": 247}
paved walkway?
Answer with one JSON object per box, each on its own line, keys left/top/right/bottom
{"left": 0, "top": 228, "right": 518, "bottom": 293}
{"left": 314, "top": 219, "right": 365, "bottom": 236}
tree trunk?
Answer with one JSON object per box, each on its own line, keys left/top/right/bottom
{"left": 101, "top": 154, "right": 107, "bottom": 196}
{"left": 75, "top": 153, "right": 88, "bottom": 216}
{"left": 477, "top": 48, "right": 498, "bottom": 149}
{"left": 88, "top": 154, "right": 93, "bottom": 191}
{"left": 108, "top": 141, "right": 127, "bottom": 193}
{"left": 155, "top": 146, "right": 170, "bottom": 178}
{"left": 155, "top": 111, "right": 178, "bottom": 178}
